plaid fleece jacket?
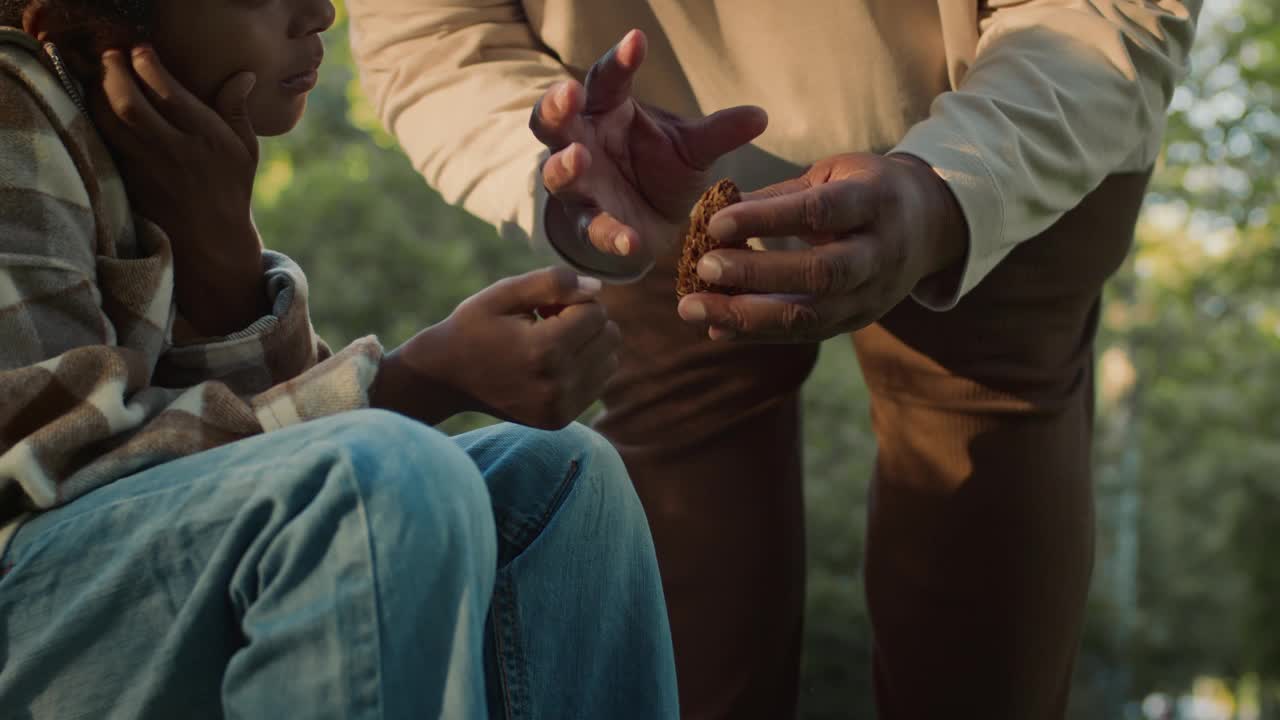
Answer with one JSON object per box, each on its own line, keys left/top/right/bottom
{"left": 0, "top": 29, "right": 384, "bottom": 552}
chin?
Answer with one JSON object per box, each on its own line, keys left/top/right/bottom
{"left": 252, "top": 102, "right": 307, "bottom": 137}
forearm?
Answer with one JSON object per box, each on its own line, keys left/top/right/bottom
{"left": 171, "top": 220, "right": 270, "bottom": 337}
{"left": 369, "top": 325, "right": 475, "bottom": 426}
{"left": 347, "top": 0, "right": 568, "bottom": 247}
{"left": 892, "top": 0, "right": 1201, "bottom": 309}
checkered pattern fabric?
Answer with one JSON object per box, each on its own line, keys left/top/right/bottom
{"left": 0, "top": 28, "right": 384, "bottom": 551}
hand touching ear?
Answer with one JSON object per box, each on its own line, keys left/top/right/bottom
{"left": 92, "top": 46, "right": 266, "bottom": 337}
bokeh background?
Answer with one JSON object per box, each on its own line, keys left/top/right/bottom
{"left": 254, "top": 1, "right": 1277, "bottom": 717}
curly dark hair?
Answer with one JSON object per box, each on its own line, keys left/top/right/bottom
{"left": 1, "top": 0, "right": 152, "bottom": 32}
{"left": 1, "top": 0, "right": 29, "bottom": 26}
{"left": 1, "top": 0, "right": 154, "bottom": 81}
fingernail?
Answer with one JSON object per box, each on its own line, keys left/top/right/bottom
{"left": 102, "top": 49, "right": 120, "bottom": 62}
{"left": 131, "top": 44, "right": 150, "bottom": 60}
{"left": 698, "top": 255, "right": 723, "bottom": 282}
{"left": 613, "top": 234, "right": 632, "bottom": 255}
{"left": 555, "top": 83, "right": 572, "bottom": 114}
{"left": 709, "top": 326, "right": 737, "bottom": 342}
{"left": 560, "top": 149, "right": 575, "bottom": 174}
{"left": 576, "top": 275, "right": 603, "bottom": 294}
{"left": 681, "top": 299, "right": 706, "bottom": 322}
{"left": 708, "top": 214, "right": 736, "bottom": 241}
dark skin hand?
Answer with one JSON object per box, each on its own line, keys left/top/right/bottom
{"left": 532, "top": 29, "right": 970, "bottom": 343}
{"left": 531, "top": 29, "right": 769, "bottom": 275}
{"left": 677, "top": 152, "right": 970, "bottom": 342}
{"left": 372, "top": 267, "right": 621, "bottom": 429}
{"left": 92, "top": 47, "right": 267, "bottom": 338}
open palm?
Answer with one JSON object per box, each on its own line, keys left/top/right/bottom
{"left": 532, "top": 30, "right": 768, "bottom": 276}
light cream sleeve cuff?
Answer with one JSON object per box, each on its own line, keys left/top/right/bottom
{"left": 891, "top": 122, "right": 1008, "bottom": 312}
{"left": 890, "top": 1, "right": 1199, "bottom": 312}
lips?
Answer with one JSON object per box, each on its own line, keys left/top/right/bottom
{"left": 281, "top": 44, "right": 324, "bottom": 93}
{"left": 281, "top": 68, "right": 319, "bottom": 93}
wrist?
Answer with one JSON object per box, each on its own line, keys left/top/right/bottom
{"left": 171, "top": 219, "right": 268, "bottom": 336}
{"left": 889, "top": 153, "right": 969, "bottom": 279}
{"left": 372, "top": 323, "right": 476, "bottom": 425}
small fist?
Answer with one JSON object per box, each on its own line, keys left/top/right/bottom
{"left": 392, "top": 267, "right": 621, "bottom": 430}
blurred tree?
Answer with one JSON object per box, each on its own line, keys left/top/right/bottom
{"left": 1082, "top": 0, "right": 1280, "bottom": 714}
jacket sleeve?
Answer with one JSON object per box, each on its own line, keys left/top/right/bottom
{"left": 893, "top": 0, "right": 1202, "bottom": 310}
{"left": 347, "top": 0, "right": 568, "bottom": 252}
{"left": 0, "top": 67, "right": 381, "bottom": 519}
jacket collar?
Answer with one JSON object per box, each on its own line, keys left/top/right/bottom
{"left": 0, "top": 26, "right": 89, "bottom": 115}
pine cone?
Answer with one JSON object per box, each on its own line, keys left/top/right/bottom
{"left": 676, "top": 179, "right": 745, "bottom": 299}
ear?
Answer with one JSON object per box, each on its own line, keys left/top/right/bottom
{"left": 21, "top": 1, "right": 146, "bottom": 84}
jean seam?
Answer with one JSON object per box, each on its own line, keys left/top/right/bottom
{"left": 491, "top": 568, "right": 528, "bottom": 720}
{"left": 491, "top": 456, "right": 583, "bottom": 719}
{"left": 347, "top": 466, "right": 386, "bottom": 720}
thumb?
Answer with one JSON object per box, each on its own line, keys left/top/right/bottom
{"left": 679, "top": 105, "right": 768, "bottom": 170}
{"left": 482, "top": 266, "right": 604, "bottom": 313}
{"left": 215, "top": 72, "right": 258, "bottom": 158}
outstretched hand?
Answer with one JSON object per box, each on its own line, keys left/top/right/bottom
{"left": 530, "top": 29, "right": 768, "bottom": 276}
{"left": 676, "top": 153, "right": 970, "bottom": 343}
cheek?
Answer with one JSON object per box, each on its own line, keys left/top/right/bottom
{"left": 149, "top": 22, "right": 274, "bottom": 110}
{"left": 151, "top": 43, "right": 233, "bottom": 108}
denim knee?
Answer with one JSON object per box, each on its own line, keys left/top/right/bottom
{"left": 493, "top": 422, "right": 629, "bottom": 489}
{"left": 550, "top": 422, "right": 633, "bottom": 500}
{"left": 556, "top": 422, "right": 647, "bottom": 535}
{"left": 296, "top": 410, "right": 496, "bottom": 571}
{"left": 473, "top": 421, "right": 645, "bottom": 551}
{"left": 223, "top": 412, "right": 499, "bottom": 718}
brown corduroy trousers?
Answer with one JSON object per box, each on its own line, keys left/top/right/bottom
{"left": 592, "top": 170, "right": 1151, "bottom": 719}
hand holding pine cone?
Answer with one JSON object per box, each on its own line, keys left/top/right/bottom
{"left": 676, "top": 179, "right": 747, "bottom": 299}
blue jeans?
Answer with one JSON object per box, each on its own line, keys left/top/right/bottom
{"left": 0, "top": 410, "right": 677, "bottom": 719}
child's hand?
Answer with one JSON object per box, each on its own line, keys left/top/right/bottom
{"left": 374, "top": 267, "right": 621, "bottom": 429}
{"left": 91, "top": 47, "right": 265, "bottom": 337}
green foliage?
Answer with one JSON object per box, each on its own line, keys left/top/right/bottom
{"left": 795, "top": 339, "right": 877, "bottom": 720}
{"left": 1083, "top": 0, "right": 1280, "bottom": 711}
{"left": 250, "top": 2, "right": 1279, "bottom": 716}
